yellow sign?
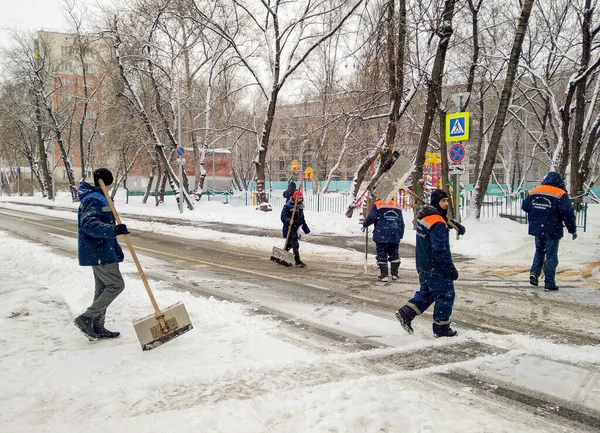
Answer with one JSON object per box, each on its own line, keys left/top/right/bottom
{"left": 424, "top": 152, "right": 441, "bottom": 165}
{"left": 290, "top": 160, "right": 299, "bottom": 172}
{"left": 304, "top": 167, "right": 313, "bottom": 179}
{"left": 446, "top": 112, "right": 470, "bottom": 142}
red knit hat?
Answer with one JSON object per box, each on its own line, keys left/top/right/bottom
{"left": 292, "top": 191, "right": 303, "bottom": 200}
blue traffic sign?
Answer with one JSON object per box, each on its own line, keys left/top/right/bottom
{"left": 176, "top": 146, "right": 185, "bottom": 157}
{"left": 446, "top": 112, "right": 470, "bottom": 142}
{"left": 449, "top": 143, "right": 466, "bottom": 163}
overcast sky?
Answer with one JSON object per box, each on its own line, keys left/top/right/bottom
{"left": 0, "top": 0, "right": 116, "bottom": 49}
{"left": 0, "top": 0, "right": 67, "bottom": 39}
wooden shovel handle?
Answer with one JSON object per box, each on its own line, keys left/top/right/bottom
{"left": 98, "top": 179, "right": 164, "bottom": 319}
{"left": 283, "top": 197, "right": 299, "bottom": 249}
{"left": 400, "top": 186, "right": 460, "bottom": 232}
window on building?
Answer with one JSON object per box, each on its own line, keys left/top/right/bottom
{"left": 279, "top": 158, "right": 285, "bottom": 170}
{"left": 60, "top": 77, "right": 73, "bottom": 86}
{"left": 87, "top": 111, "right": 96, "bottom": 120}
{"left": 84, "top": 62, "right": 96, "bottom": 74}
{"left": 469, "top": 169, "right": 476, "bottom": 184}
{"left": 62, "top": 94, "right": 73, "bottom": 104}
{"left": 61, "top": 46, "right": 73, "bottom": 56}
{"left": 279, "top": 173, "right": 287, "bottom": 181}
{"left": 58, "top": 61, "right": 74, "bottom": 72}
{"left": 493, "top": 169, "right": 505, "bottom": 184}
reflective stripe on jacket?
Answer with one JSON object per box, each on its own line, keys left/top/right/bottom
{"left": 522, "top": 184, "right": 576, "bottom": 239}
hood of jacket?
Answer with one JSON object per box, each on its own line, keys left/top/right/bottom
{"left": 541, "top": 171, "right": 566, "bottom": 191}
{"left": 77, "top": 181, "right": 102, "bottom": 201}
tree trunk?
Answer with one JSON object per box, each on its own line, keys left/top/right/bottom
{"left": 412, "top": 0, "right": 457, "bottom": 213}
{"left": 472, "top": 0, "right": 534, "bottom": 218}
{"left": 254, "top": 87, "right": 280, "bottom": 210}
{"left": 569, "top": 0, "right": 592, "bottom": 200}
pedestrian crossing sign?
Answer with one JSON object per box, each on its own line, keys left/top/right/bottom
{"left": 446, "top": 112, "right": 469, "bottom": 142}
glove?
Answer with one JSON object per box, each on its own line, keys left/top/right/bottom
{"left": 447, "top": 266, "right": 459, "bottom": 281}
{"left": 450, "top": 220, "right": 466, "bottom": 236}
{"left": 358, "top": 217, "right": 365, "bottom": 225}
{"left": 304, "top": 228, "right": 310, "bottom": 234}
{"left": 114, "top": 224, "right": 130, "bottom": 236}
{"left": 572, "top": 233, "right": 577, "bottom": 240}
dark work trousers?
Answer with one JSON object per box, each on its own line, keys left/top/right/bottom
{"left": 406, "top": 272, "right": 455, "bottom": 325}
{"left": 530, "top": 236, "right": 560, "bottom": 288}
{"left": 84, "top": 262, "right": 125, "bottom": 325}
{"left": 375, "top": 242, "right": 400, "bottom": 265}
{"left": 284, "top": 237, "right": 300, "bottom": 256}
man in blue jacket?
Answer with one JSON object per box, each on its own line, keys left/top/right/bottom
{"left": 362, "top": 197, "right": 405, "bottom": 281}
{"left": 522, "top": 171, "right": 577, "bottom": 291}
{"left": 395, "top": 189, "right": 465, "bottom": 337}
{"left": 74, "top": 168, "right": 130, "bottom": 340}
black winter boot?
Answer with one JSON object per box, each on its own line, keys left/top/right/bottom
{"left": 432, "top": 323, "right": 458, "bottom": 338}
{"left": 529, "top": 273, "right": 539, "bottom": 286}
{"left": 74, "top": 315, "right": 98, "bottom": 341}
{"left": 395, "top": 305, "right": 417, "bottom": 334}
{"left": 294, "top": 254, "right": 306, "bottom": 268}
{"left": 377, "top": 263, "right": 389, "bottom": 282}
{"left": 93, "top": 319, "right": 121, "bottom": 339}
{"left": 390, "top": 261, "right": 400, "bottom": 280}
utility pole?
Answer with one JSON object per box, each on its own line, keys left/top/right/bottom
{"left": 523, "top": 112, "right": 528, "bottom": 191}
{"left": 177, "top": 75, "right": 184, "bottom": 214}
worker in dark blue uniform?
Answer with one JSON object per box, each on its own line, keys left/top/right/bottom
{"left": 395, "top": 189, "right": 465, "bottom": 337}
{"left": 362, "top": 197, "right": 405, "bottom": 281}
{"left": 522, "top": 171, "right": 577, "bottom": 291}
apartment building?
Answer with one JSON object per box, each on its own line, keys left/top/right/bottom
{"left": 36, "top": 30, "right": 114, "bottom": 183}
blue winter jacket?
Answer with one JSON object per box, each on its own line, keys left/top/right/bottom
{"left": 415, "top": 205, "right": 456, "bottom": 279}
{"left": 522, "top": 172, "right": 577, "bottom": 239}
{"left": 363, "top": 200, "right": 405, "bottom": 244}
{"left": 77, "top": 182, "right": 124, "bottom": 266}
{"left": 281, "top": 200, "right": 310, "bottom": 239}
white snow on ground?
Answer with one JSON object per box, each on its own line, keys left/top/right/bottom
{"left": 1, "top": 193, "right": 599, "bottom": 432}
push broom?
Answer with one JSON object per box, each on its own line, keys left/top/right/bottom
{"left": 99, "top": 179, "right": 193, "bottom": 351}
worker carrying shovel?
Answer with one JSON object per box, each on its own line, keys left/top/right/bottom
{"left": 74, "top": 168, "right": 129, "bottom": 341}
{"left": 280, "top": 191, "right": 311, "bottom": 268}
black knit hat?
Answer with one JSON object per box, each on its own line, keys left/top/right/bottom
{"left": 93, "top": 168, "right": 114, "bottom": 187}
{"left": 430, "top": 189, "right": 449, "bottom": 207}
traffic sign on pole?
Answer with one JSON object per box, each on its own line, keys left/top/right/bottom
{"left": 446, "top": 112, "right": 470, "bottom": 142}
{"left": 448, "top": 164, "right": 466, "bottom": 175}
{"left": 449, "top": 143, "right": 466, "bottom": 163}
{"left": 177, "top": 146, "right": 185, "bottom": 157}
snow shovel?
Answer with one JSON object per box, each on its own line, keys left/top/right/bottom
{"left": 270, "top": 195, "right": 299, "bottom": 267}
{"left": 98, "top": 179, "right": 193, "bottom": 351}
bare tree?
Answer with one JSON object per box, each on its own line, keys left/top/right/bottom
{"left": 195, "top": 0, "right": 365, "bottom": 210}
{"left": 412, "top": 0, "right": 457, "bottom": 213}
{"left": 471, "top": 0, "right": 535, "bottom": 218}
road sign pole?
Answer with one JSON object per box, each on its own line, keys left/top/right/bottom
{"left": 179, "top": 158, "right": 184, "bottom": 213}
{"left": 453, "top": 173, "right": 461, "bottom": 225}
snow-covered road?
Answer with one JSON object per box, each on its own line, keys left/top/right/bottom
{"left": 1, "top": 199, "right": 599, "bottom": 432}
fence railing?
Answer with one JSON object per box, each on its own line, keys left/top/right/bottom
{"left": 462, "top": 195, "right": 588, "bottom": 232}
{"left": 209, "top": 190, "right": 588, "bottom": 231}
